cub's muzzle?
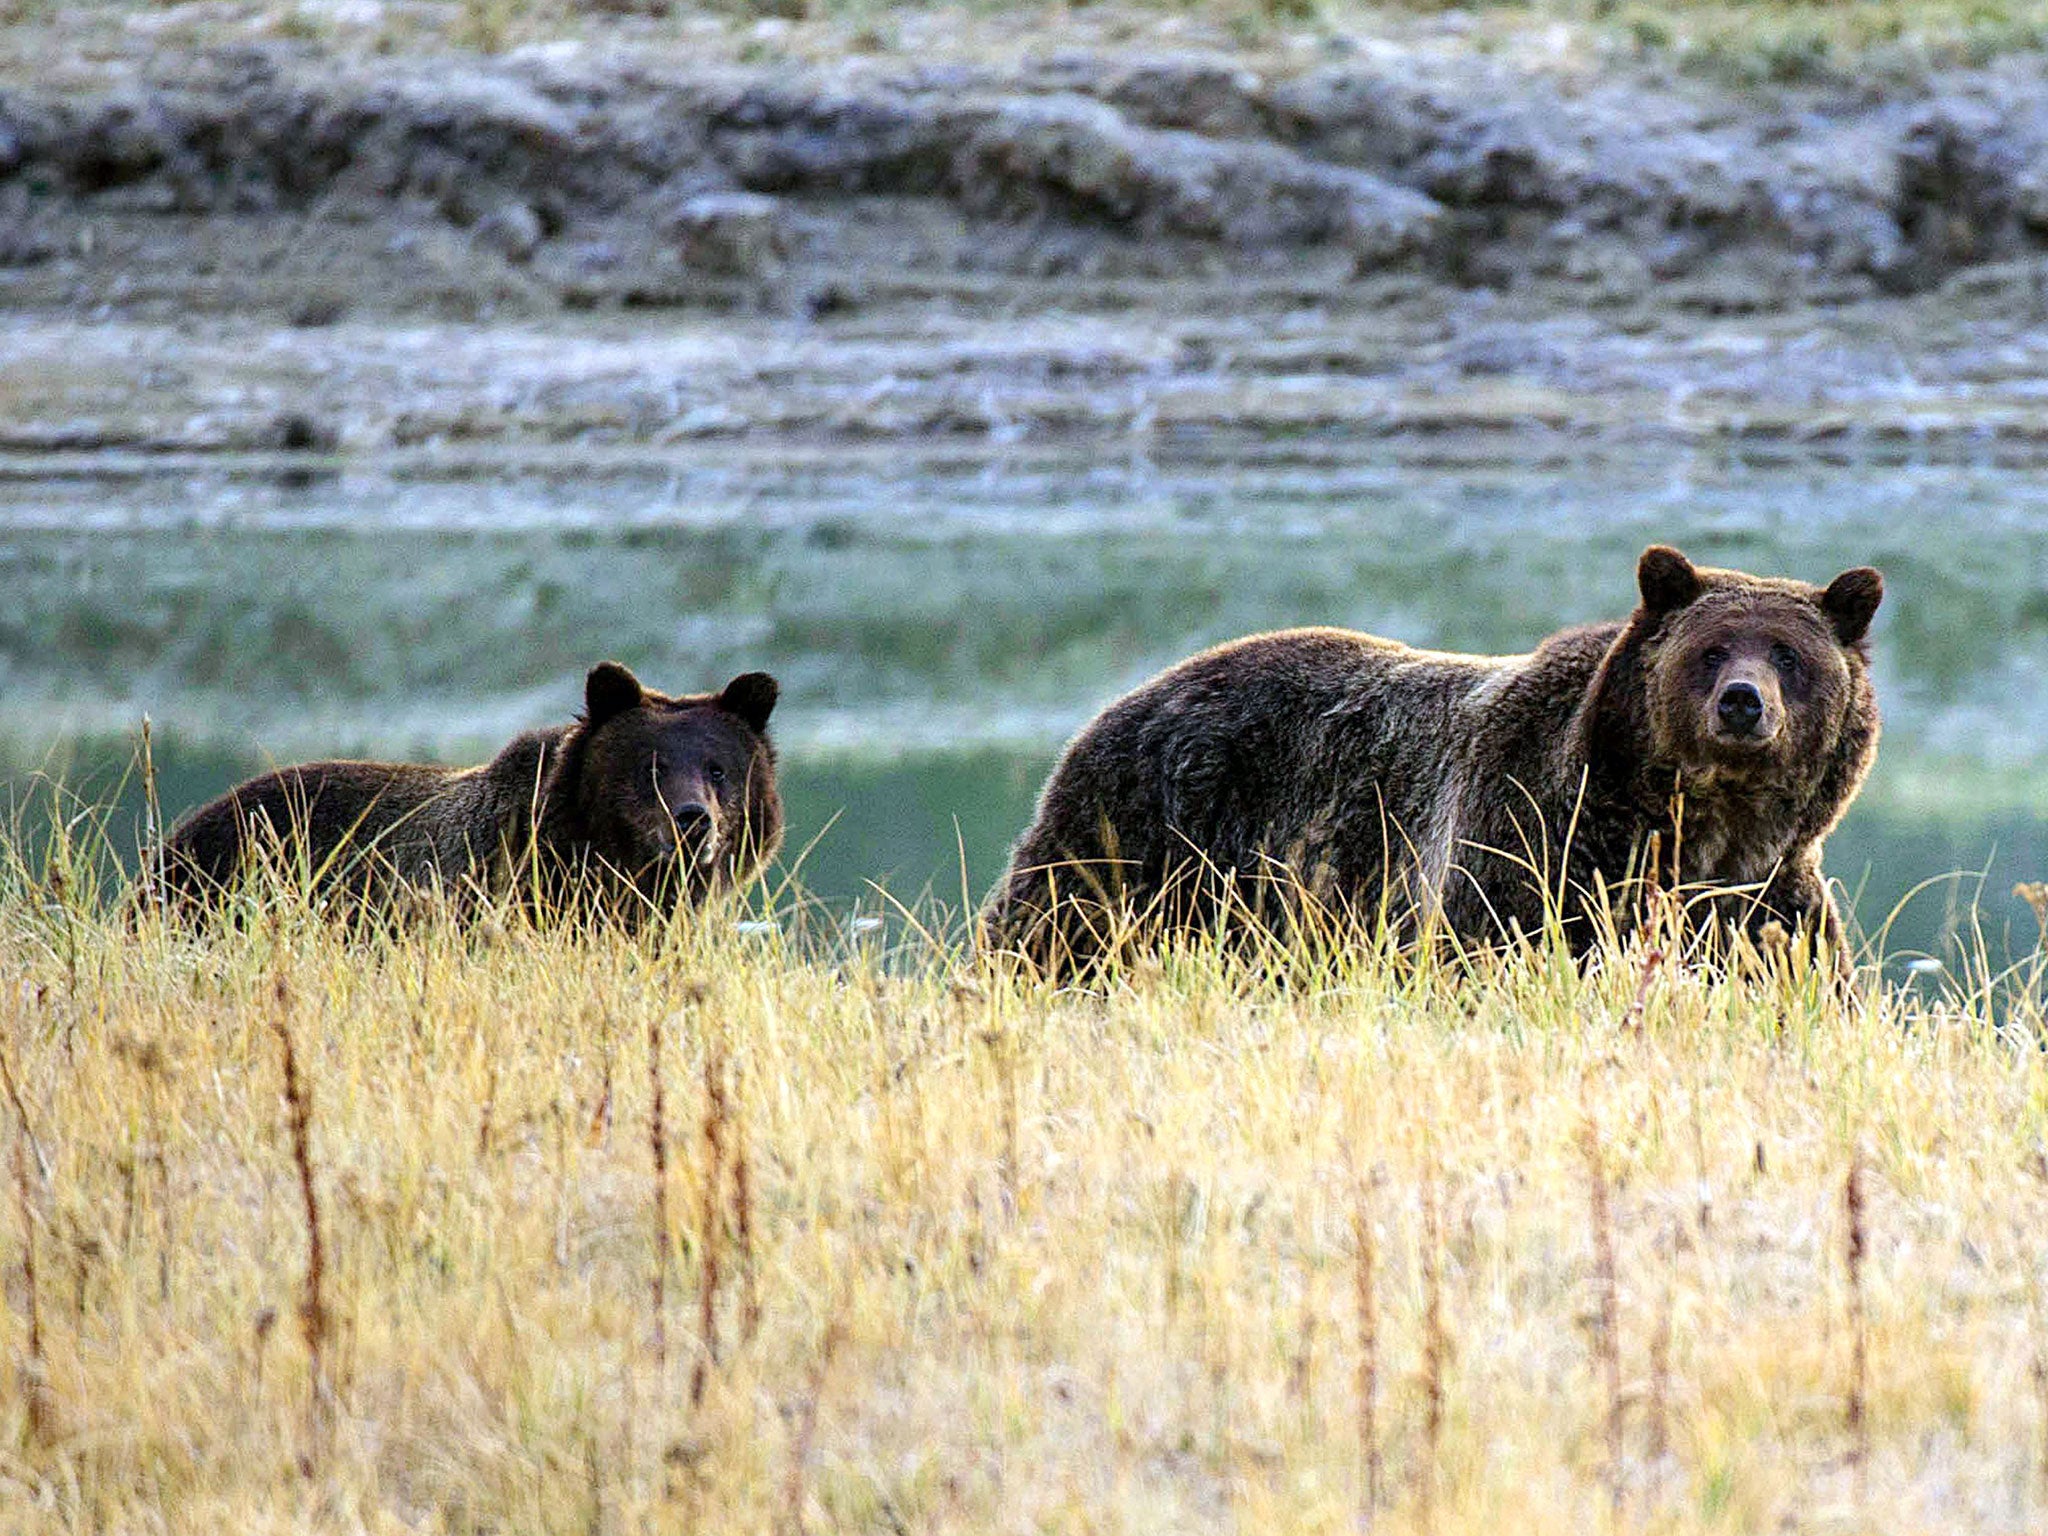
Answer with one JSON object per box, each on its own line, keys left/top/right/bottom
{"left": 668, "top": 801, "right": 722, "bottom": 866}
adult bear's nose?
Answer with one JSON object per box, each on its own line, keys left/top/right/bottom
{"left": 1716, "top": 681, "right": 1764, "bottom": 736}
{"left": 670, "top": 801, "right": 713, "bottom": 841}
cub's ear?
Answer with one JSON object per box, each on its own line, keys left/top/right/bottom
{"left": 1637, "top": 545, "right": 1702, "bottom": 615}
{"left": 718, "top": 672, "right": 779, "bottom": 733}
{"left": 584, "top": 661, "right": 646, "bottom": 725}
{"left": 1820, "top": 566, "right": 1884, "bottom": 645}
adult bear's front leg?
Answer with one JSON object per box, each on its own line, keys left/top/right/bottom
{"left": 1749, "top": 851, "right": 1854, "bottom": 987}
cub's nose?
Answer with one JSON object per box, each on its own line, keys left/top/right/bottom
{"left": 1716, "top": 682, "right": 1764, "bottom": 736}
{"left": 669, "top": 802, "right": 712, "bottom": 840}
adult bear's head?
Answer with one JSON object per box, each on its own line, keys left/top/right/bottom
{"left": 564, "top": 661, "right": 784, "bottom": 907}
{"left": 1630, "top": 545, "right": 1882, "bottom": 790}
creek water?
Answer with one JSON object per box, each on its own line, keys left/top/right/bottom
{"left": 4, "top": 441, "right": 2044, "bottom": 971}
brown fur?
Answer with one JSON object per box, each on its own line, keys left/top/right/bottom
{"left": 149, "top": 663, "right": 783, "bottom": 926}
{"left": 983, "top": 546, "right": 1883, "bottom": 976}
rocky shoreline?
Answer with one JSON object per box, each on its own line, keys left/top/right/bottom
{"left": 10, "top": 31, "right": 2048, "bottom": 452}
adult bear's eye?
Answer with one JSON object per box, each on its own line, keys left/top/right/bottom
{"left": 1701, "top": 645, "right": 1728, "bottom": 670}
{"left": 1769, "top": 643, "right": 1799, "bottom": 676}
{"left": 705, "top": 763, "right": 727, "bottom": 786}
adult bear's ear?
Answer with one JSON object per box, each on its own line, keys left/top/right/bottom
{"left": 718, "top": 672, "right": 779, "bottom": 733}
{"left": 1637, "top": 546, "right": 1702, "bottom": 615}
{"left": 1820, "top": 567, "right": 1884, "bottom": 645}
{"left": 584, "top": 661, "right": 645, "bottom": 725}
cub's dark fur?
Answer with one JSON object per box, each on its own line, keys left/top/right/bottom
{"left": 985, "top": 546, "right": 1883, "bottom": 975}
{"left": 150, "top": 663, "right": 782, "bottom": 925}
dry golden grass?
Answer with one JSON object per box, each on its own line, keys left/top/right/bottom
{"left": 4, "top": 833, "right": 2048, "bottom": 1533}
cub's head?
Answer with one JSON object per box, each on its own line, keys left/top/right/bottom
{"left": 570, "top": 661, "right": 783, "bottom": 901}
{"left": 1632, "top": 545, "right": 1883, "bottom": 785}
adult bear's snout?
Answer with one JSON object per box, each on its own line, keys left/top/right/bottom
{"left": 1715, "top": 681, "right": 1765, "bottom": 737}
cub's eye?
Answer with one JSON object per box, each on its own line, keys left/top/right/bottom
{"left": 705, "top": 763, "right": 727, "bottom": 786}
{"left": 1769, "top": 643, "right": 1800, "bottom": 676}
{"left": 1701, "top": 646, "right": 1728, "bottom": 670}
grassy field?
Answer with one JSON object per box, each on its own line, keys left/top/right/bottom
{"left": 5, "top": 821, "right": 2048, "bottom": 1533}
{"left": 25, "top": 0, "right": 2048, "bottom": 82}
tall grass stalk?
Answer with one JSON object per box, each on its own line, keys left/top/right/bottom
{"left": 1845, "top": 1144, "right": 1871, "bottom": 1510}
{"left": 10, "top": 1121, "right": 51, "bottom": 1442}
{"left": 691, "top": 1029, "right": 730, "bottom": 1409}
{"left": 778, "top": 1299, "right": 847, "bottom": 1536}
{"left": 269, "top": 970, "right": 329, "bottom": 1472}
{"left": 1418, "top": 1160, "right": 1447, "bottom": 1533}
{"left": 731, "top": 1055, "right": 761, "bottom": 1347}
{"left": 2033, "top": 1339, "right": 2048, "bottom": 1506}
{"left": 648, "top": 1008, "right": 672, "bottom": 1375}
{"left": 1582, "top": 1115, "right": 1625, "bottom": 1522}
{"left": 1647, "top": 1276, "right": 1673, "bottom": 1469}
{"left": 1350, "top": 1153, "right": 1384, "bottom": 1525}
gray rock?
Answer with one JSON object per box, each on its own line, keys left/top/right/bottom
{"left": 1886, "top": 101, "right": 2032, "bottom": 288}
{"left": 268, "top": 411, "right": 337, "bottom": 452}
{"left": 1098, "top": 57, "right": 1273, "bottom": 141}
{"left": 950, "top": 96, "right": 1440, "bottom": 264}
{"left": 567, "top": 239, "right": 623, "bottom": 272}
{"left": 710, "top": 85, "right": 949, "bottom": 194}
{"left": 666, "top": 190, "right": 791, "bottom": 275}
{"left": 472, "top": 201, "right": 545, "bottom": 263}
{"left": 289, "top": 290, "right": 349, "bottom": 327}
{"left": 16, "top": 41, "right": 2048, "bottom": 306}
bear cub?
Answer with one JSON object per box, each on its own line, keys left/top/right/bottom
{"left": 151, "top": 662, "right": 783, "bottom": 925}
{"left": 984, "top": 546, "right": 1883, "bottom": 976}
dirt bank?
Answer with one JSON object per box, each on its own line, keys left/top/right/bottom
{"left": 10, "top": 25, "right": 2048, "bottom": 451}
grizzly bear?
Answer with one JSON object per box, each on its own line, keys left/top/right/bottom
{"left": 983, "top": 546, "right": 1883, "bottom": 976}
{"left": 149, "top": 662, "right": 783, "bottom": 925}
